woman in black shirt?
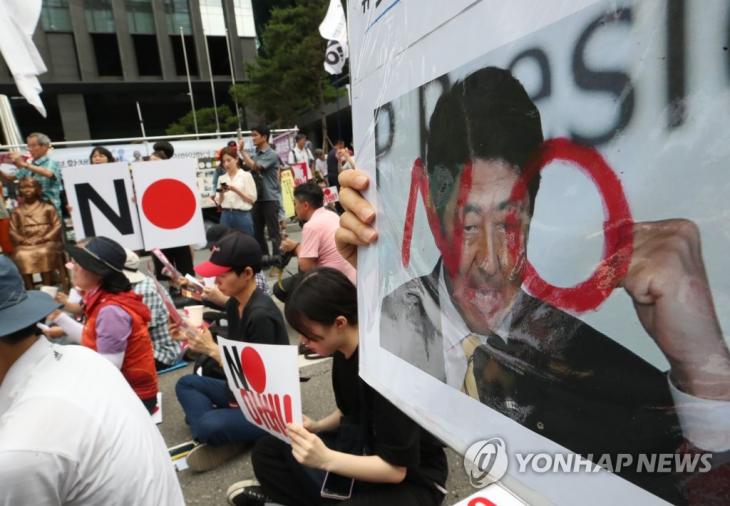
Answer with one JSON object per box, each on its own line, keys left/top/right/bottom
{"left": 227, "top": 267, "right": 448, "bottom": 506}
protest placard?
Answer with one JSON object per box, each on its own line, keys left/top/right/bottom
{"left": 62, "top": 162, "right": 143, "bottom": 250}
{"left": 131, "top": 159, "right": 206, "bottom": 250}
{"left": 290, "top": 161, "right": 310, "bottom": 186}
{"left": 218, "top": 337, "right": 302, "bottom": 443}
{"left": 350, "top": 1, "right": 730, "bottom": 504}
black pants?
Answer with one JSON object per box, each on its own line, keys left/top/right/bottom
{"left": 251, "top": 436, "right": 444, "bottom": 506}
{"left": 152, "top": 246, "right": 194, "bottom": 279}
{"left": 252, "top": 200, "right": 281, "bottom": 257}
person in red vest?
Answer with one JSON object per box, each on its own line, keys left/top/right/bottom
{"left": 56, "top": 237, "right": 159, "bottom": 413}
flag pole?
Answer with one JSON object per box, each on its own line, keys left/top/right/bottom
{"left": 202, "top": 30, "right": 221, "bottom": 135}
{"left": 179, "top": 26, "right": 199, "bottom": 139}
{"left": 225, "top": 28, "right": 243, "bottom": 134}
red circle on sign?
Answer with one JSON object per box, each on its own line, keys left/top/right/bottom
{"left": 241, "top": 346, "right": 267, "bottom": 394}
{"left": 510, "top": 138, "right": 634, "bottom": 313}
{"left": 468, "top": 499, "right": 496, "bottom": 506}
{"left": 141, "top": 179, "right": 197, "bottom": 229}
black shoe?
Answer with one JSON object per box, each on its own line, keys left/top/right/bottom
{"left": 226, "top": 480, "right": 271, "bottom": 506}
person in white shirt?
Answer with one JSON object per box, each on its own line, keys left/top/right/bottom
{"left": 218, "top": 145, "right": 257, "bottom": 237}
{"left": 288, "top": 133, "right": 314, "bottom": 170}
{"left": 313, "top": 148, "right": 328, "bottom": 182}
{"left": 0, "top": 256, "right": 185, "bottom": 506}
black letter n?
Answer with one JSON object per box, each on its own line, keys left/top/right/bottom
{"left": 223, "top": 345, "right": 249, "bottom": 391}
{"left": 76, "top": 180, "right": 133, "bottom": 236}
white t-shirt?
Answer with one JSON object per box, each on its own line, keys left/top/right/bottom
{"left": 315, "top": 158, "right": 328, "bottom": 177}
{"left": 288, "top": 145, "right": 314, "bottom": 166}
{"left": 219, "top": 169, "right": 257, "bottom": 211}
{"left": 0, "top": 338, "right": 184, "bottom": 506}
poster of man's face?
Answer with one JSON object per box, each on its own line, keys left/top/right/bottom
{"left": 364, "top": 1, "right": 730, "bottom": 504}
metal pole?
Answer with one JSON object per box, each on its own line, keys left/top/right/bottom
{"left": 0, "top": 128, "right": 297, "bottom": 151}
{"left": 202, "top": 30, "right": 221, "bottom": 134}
{"left": 135, "top": 101, "right": 150, "bottom": 155}
{"left": 225, "top": 28, "right": 243, "bottom": 134}
{"left": 179, "top": 26, "right": 199, "bottom": 138}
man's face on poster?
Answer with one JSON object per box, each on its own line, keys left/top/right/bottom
{"left": 441, "top": 158, "right": 531, "bottom": 335}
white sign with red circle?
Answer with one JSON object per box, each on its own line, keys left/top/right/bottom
{"left": 130, "top": 159, "right": 206, "bottom": 251}
{"left": 323, "top": 186, "right": 339, "bottom": 205}
{"left": 290, "top": 161, "right": 310, "bottom": 186}
{"left": 218, "top": 337, "right": 303, "bottom": 443}
{"left": 453, "top": 484, "right": 526, "bottom": 506}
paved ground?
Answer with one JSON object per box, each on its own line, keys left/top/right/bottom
{"left": 153, "top": 225, "right": 474, "bottom": 505}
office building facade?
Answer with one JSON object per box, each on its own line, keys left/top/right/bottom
{"left": 0, "top": 0, "right": 257, "bottom": 141}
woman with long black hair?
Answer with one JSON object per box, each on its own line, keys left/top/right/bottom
{"left": 226, "top": 267, "right": 448, "bottom": 506}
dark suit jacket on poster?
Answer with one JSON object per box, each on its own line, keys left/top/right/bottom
{"left": 379, "top": 262, "right": 722, "bottom": 504}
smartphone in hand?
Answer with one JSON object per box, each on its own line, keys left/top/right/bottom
{"left": 320, "top": 472, "right": 354, "bottom": 500}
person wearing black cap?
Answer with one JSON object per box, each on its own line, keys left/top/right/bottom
{"left": 58, "top": 236, "right": 159, "bottom": 413}
{"left": 0, "top": 256, "right": 185, "bottom": 505}
{"left": 174, "top": 233, "right": 289, "bottom": 472}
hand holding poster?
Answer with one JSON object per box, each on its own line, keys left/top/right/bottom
{"left": 218, "top": 337, "right": 302, "bottom": 443}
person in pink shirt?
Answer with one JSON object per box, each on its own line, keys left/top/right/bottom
{"left": 279, "top": 182, "right": 356, "bottom": 290}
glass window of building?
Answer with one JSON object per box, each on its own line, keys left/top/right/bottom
{"left": 41, "top": 0, "right": 73, "bottom": 32}
{"left": 199, "top": 0, "right": 226, "bottom": 36}
{"left": 85, "top": 0, "right": 115, "bottom": 33}
{"left": 126, "top": 0, "right": 156, "bottom": 35}
{"left": 233, "top": 0, "right": 256, "bottom": 38}
{"left": 164, "top": 0, "right": 192, "bottom": 35}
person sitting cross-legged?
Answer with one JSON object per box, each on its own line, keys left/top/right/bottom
{"left": 174, "top": 233, "right": 289, "bottom": 472}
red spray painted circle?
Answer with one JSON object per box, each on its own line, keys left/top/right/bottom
{"left": 510, "top": 138, "right": 634, "bottom": 313}
{"left": 141, "top": 179, "right": 197, "bottom": 229}
{"left": 241, "top": 346, "right": 267, "bottom": 394}
{"left": 468, "top": 499, "right": 496, "bottom": 506}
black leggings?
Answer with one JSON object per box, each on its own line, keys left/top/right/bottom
{"left": 251, "top": 435, "right": 444, "bottom": 506}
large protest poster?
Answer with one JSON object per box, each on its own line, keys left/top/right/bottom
{"left": 218, "top": 337, "right": 302, "bottom": 443}
{"left": 131, "top": 159, "right": 206, "bottom": 250}
{"left": 350, "top": 1, "right": 730, "bottom": 504}
{"left": 61, "top": 162, "right": 143, "bottom": 250}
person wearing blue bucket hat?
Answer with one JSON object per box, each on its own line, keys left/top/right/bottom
{"left": 0, "top": 256, "right": 185, "bottom": 505}
{"left": 0, "top": 256, "right": 61, "bottom": 339}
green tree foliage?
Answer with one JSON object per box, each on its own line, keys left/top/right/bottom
{"left": 230, "top": 0, "right": 344, "bottom": 129}
{"left": 165, "top": 105, "right": 239, "bottom": 135}
{"left": 251, "top": 0, "right": 295, "bottom": 52}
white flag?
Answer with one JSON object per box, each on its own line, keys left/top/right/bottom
{"left": 0, "top": 0, "right": 48, "bottom": 116}
{"left": 319, "top": 0, "right": 348, "bottom": 75}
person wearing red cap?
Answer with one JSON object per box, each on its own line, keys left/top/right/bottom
{"left": 174, "top": 232, "right": 289, "bottom": 472}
